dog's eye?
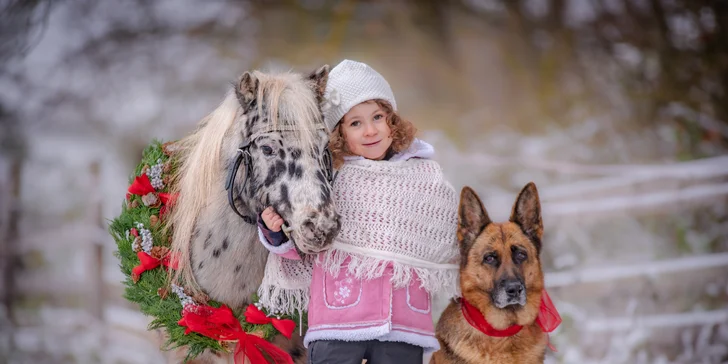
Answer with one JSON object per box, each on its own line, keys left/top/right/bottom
{"left": 261, "top": 145, "right": 274, "bottom": 156}
{"left": 483, "top": 254, "right": 498, "bottom": 265}
{"left": 514, "top": 251, "right": 527, "bottom": 263}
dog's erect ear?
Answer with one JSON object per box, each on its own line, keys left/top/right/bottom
{"left": 236, "top": 72, "right": 259, "bottom": 109}
{"left": 308, "top": 64, "right": 329, "bottom": 101}
{"left": 509, "top": 182, "right": 543, "bottom": 252}
{"left": 458, "top": 187, "right": 492, "bottom": 257}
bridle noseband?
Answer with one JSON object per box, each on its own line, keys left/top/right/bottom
{"left": 224, "top": 132, "right": 334, "bottom": 225}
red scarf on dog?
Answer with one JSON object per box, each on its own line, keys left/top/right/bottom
{"left": 461, "top": 290, "right": 561, "bottom": 350}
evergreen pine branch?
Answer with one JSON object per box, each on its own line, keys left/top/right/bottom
{"left": 108, "top": 140, "right": 304, "bottom": 362}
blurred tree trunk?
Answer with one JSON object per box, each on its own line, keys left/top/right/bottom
{"left": 0, "top": 0, "right": 45, "bottom": 345}
{"left": 705, "top": 0, "right": 728, "bottom": 128}
{"left": 0, "top": 157, "right": 22, "bottom": 316}
{"left": 0, "top": 109, "right": 25, "bottom": 355}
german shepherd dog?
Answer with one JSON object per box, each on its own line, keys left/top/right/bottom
{"left": 431, "top": 182, "right": 557, "bottom": 364}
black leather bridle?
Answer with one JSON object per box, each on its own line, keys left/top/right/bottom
{"left": 224, "top": 136, "right": 334, "bottom": 225}
{"left": 225, "top": 140, "right": 255, "bottom": 224}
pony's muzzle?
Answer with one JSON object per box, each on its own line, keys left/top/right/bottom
{"left": 294, "top": 210, "right": 340, "bottom": 254}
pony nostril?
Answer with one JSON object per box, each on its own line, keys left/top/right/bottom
{"left": 302, "top": 220, "right": 315, "bottom": 232}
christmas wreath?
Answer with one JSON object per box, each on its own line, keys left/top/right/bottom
{"left": 109, "top": 140, "right": 303, "bottom": 363}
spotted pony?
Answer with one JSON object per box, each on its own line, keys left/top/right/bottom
{"left": 167, "top": 66, "right": 339, "bottom": 363}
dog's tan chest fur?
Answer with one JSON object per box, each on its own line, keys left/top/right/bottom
{"left": 431, "top": 303, "right": 546, "bottom": 364}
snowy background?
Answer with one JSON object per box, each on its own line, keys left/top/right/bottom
{"left": 1, "top": 1, "right": 727, "bottom": 363}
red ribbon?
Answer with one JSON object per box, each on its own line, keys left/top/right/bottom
{"left": 158, "top": 192, "right": 177, "bottom": 216}
{"left": 164, "top": 252, "right": 179, "bottom": 270}
{"left": 461, "top": 290, "right": 562, "bottom": 350}
{"left": 128, "top": 174, "right": 155, "bottom": 196}
{"left": 178, "top": 305, "right": 293, "bottom": 364}
{"left": 535, "top": 290, "right": 561, "bottom": 333}
{"left": 131, "top": 251, "right": 178, "bottom": 283}
{"left": 244, "top": 304, "right": 296, "bottom": 339}
{"left": 461, "top": 299, "right": 524, "bottom": 337}
{"left": 126, "top": 174, "right": 176, "bottom": 206}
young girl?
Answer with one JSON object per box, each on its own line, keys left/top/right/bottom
{"left": 257, "top": 60, "right": 459, "bottom": 364}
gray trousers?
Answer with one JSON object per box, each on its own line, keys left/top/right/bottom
{"left": 308, "top": 340, "right": 424, "bottom": 364}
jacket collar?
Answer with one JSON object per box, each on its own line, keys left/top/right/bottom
{"left": 343, "top": 138, "right": 434, "bottom": 163}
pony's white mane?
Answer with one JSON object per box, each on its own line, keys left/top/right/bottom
{"left": 168, "top": 71, "right": 323, "bottom": 294}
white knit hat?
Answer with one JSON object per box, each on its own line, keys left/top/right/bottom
{"left": 322, "top": 60, "right": 397, "bottom": 132}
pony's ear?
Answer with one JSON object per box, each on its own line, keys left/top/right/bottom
{"left": 236, "top": 72, "right": 259, "bottom": 108}
{"left": 509, "top": 182, "right": 543, "bottom": 252}
{"left": 308, "top": 65, "right": 329, "bottom": 100}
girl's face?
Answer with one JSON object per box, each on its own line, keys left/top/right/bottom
{"left": 340, "top": 101, "right": 392, "bottom": 160}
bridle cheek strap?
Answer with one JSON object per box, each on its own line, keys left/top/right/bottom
{"left": 225, "top": 145, "right": 255, "bottom": 225}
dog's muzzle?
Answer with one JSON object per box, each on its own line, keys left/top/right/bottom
{"left": 492, "top": 278, "right": 527, "bottom": 309}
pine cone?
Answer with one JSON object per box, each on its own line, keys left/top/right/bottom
{"left": 163, "top": 162, "right": 171, "bottom": 173}
{"left": 192, "top": 292, "right": 210, "bottom": 305}
{"left": 132, "top": 237, "right": 143, "bottom": 252}
{"left": 150, "top": 246, "right": 169, "bottom": 260}
{"left": 150, "top": 215, "right": 159, "bottom": 227}
{"left": 249, "top": 329, "right": 267, "bottom": 338}
{"left": 142, "top": 165, "right": 150, "bottom": 175}
{"left": 157, "top": 287, "right": 169, "bottom": 299}
{"left": 130, "top": 200, "right": 140, "bottom": 209}
{"left": 162, "top": 141, "right": 180, "bottom": 156}
{"left": 141, "top": 193, "right": 161, "bottom": 208}
{"left": 219, "top": 341, "right": 237, "bottom": 353}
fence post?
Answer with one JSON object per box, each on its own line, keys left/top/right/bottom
{"left": 0, "top": 156, "right": 22, "bottom": 354}
{"left": 88, "top": 161, "right": 104, "bottom": 320}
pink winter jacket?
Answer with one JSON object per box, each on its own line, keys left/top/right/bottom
{"left": 257, "top": 139, "right": 441, "bottom": 352}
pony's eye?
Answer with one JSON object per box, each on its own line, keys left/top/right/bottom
{"left": 261, "top": 145, "right": 274, "bottom": 156}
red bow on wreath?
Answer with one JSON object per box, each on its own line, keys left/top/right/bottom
{"left": 130, "top": 229, "right": 179, "bottom": 283}
{"left": 126, "top": 174, "right": 176, "bottom": 215}
{"left": 178, "top": 305, "right": 294, "bottom": 364}
{"left": 131, "top": 251, "right": 178, "bottom": 283}
{"left": 245, "top": 304, "right": 296, "bottom": 339}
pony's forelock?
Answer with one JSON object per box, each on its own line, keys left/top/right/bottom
{"left": 253, "top": 71, "right": 321, "bottom": 153}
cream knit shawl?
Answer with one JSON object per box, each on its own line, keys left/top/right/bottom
{"left": 258, "top": 140, "right": 460, "bottom": 314}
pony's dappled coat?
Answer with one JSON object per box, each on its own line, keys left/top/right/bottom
{"left": 168, "top": 68, "right": 338, "bottom": 308}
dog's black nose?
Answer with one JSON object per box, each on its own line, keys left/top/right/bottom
{"left": 504, "top": 280, "right": 524, "bottom": 298}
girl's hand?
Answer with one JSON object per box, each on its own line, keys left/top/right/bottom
{"left": 261, "top": 206, "right": 284, "bottom": 232}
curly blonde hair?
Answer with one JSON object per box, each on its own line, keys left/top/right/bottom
{"left": 329, "top": 99, "right": 417, "bottom": 168}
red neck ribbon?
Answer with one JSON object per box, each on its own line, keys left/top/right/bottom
{"left": 461, "top": 290, "right": 562, "bottom": 349}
